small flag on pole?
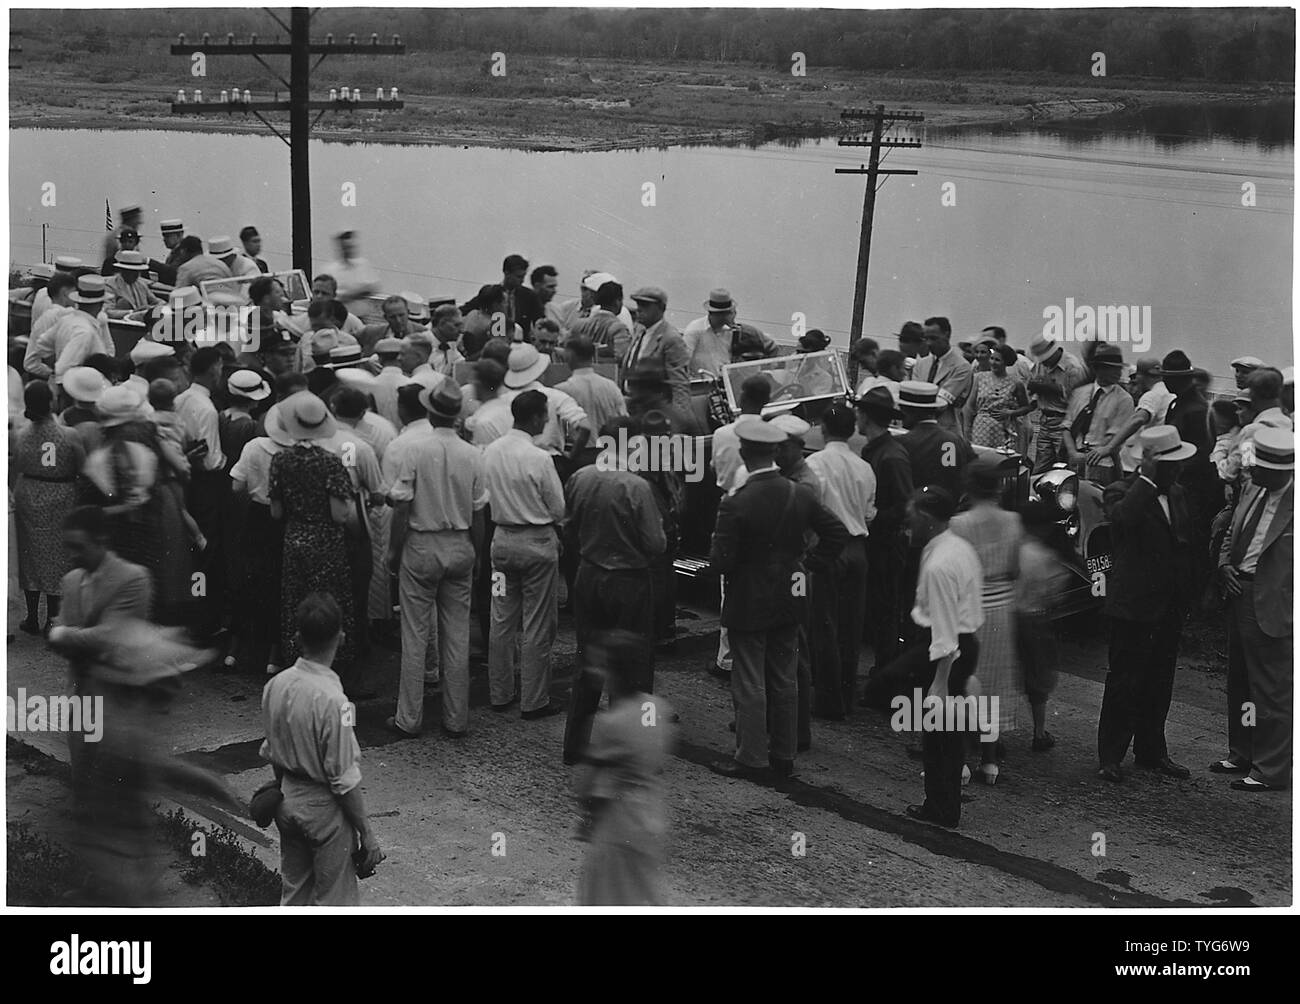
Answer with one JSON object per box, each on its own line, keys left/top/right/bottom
{"left": 105, "top": 199, "right": 113, "bottom": 232}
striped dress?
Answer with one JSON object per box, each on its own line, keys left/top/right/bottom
{"left": 950, "top": 503, "right": 1024, "bottom": 734}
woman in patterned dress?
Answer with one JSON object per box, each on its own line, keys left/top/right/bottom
{"left": 967, "top": 344, "right": 1030, "bottom": 449}
{"left": 950, "top": 454, "right": 1025, "bottom": 785}
{"left": 11, "top": 381, "right": 84, "bottom": 633}
{"left": 268, "top": 392, "right": 356, "bottom": 674}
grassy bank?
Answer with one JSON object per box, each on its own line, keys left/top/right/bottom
{"left": 9, "top": 42, "right": 1290, "bottom": 150}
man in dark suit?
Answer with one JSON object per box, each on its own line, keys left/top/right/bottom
{"left": 501, "top": 254, "right": 543, "bottom": 337}
{"left": 1215, "top": 426, "right": 1294, "bottom": 791}
{"left": 1096, "top": 425, "right": 1198, "bottom": 782}
{"left": 707, "top": 420, "right": 850, "bottom": 779}
{"left": 857, "top": 386, "right": 913, "bottom": 675}
{"left": 897, "top": 380, "right": 976, "bottom": 501}
{"left": 1158, "top": 349, "right": 1221, "bottom": 596}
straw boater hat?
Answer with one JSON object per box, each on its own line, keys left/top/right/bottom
{"left": 227, "top": 369, "right": 271, "bottom": 402}
{"left": 399, "top": 291, "right": 430, "bottom": 322}
{"left": 898, "top": 380, "right": 941, "bottom": 409}
{"left": 325, "top": 344, "right": 364, "bottom": 369}
{"left": 54, "top": 255, "right": 83, "bottom": 272}
{"left": 421, "top": 379, "right": 463, "bottom": 419}
{"left": 1252, "top": 426, "right": 1294, "bottom": 471}
{"left": 1137, "top": 424, "right": 1197, "bottom": 462}
{"left": 375, "top": 337, "right": 404, "bottom": 357}
{"left": 278, "top": 392, "right": 337, "bottom": 441}
{"left": 113, "top": 249, "right": 150, "bottom": 272}
{"left": 30, "top": 263, "right": 54, "bottom": 280}
{"left": 504, "top": 343, "right": 549, "bottom": 389}
{"left": 160, "top": 219, "right": 184, "bottom": 235}
{"left": 169, "top": 285, "right": 202, "bottom": 310}
{"left": 69, "top": 275, "right": 108, "bottom": 304}
{"left": 129, "top": 339, "right": 175, "bottom": 365}
{"left": 64, "top": 366, "right": 109, "bottom": 404}
{"left": 97, "top": 385, "right": 150, "bottom": 428}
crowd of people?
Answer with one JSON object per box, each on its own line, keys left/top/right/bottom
{"left": 8, "top": 216, "right": 1294, "bottom": 905}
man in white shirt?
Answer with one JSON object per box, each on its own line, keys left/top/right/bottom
{"left": 482, "top": 390, "right": 566, "bottom": 719}
{"left": 31, "top": 257, "right": 82, "bottom": 324}
{"left": 25, "top": 272, "right": 80, "bottom": 379}
{"left": 1107, "top": 358, "right": 1176, "bottom": 474}
{"left": 51, "top": 276, "right": 116, "bottom": 386}
{"left": 323, "top": 230, "right": 382, "bottom": 321}
{"left": 502, "top": 343, "right": 590, "bottom": 466}
{"left": 903, "top": 485, "right": 984, "bottom": 829}
{"left": 371, "top": 337, "right": 411, "bottom": 428}
{"left": 555, "top": 334, "right": 627, "bottom": 445}
{"left": 806, "top": 403, "right": 878, "bottom": 715}
{"left": 682, "top": 287, "right": 777, "bottom": 375}
{"left": 209, "top": 235, "right": 261, "bottom": 278}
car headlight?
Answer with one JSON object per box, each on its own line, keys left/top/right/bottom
{"left": 1032, "top": 468, "right": 1079, "bottom": 514}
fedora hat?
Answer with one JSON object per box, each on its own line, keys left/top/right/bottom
{"left": 1155, "top": 350, "right": 1193, "bottom": 377}
{"left": 855, "top": 384, "right": 902, "bottom": 419}
{"left": 69, "top": 274, "right": 108, "bottom": 304}
{"left": 278, "top": 391, "right": 337, "bottom": 441}
{"left": 798, "top": 329, "right": 832, "bottom": 351}
{"left": 420, "top": 379, "right": 463, "bottom": 419}
{"left": 1028, "top": 336, "right": 1063, "bottom": 363}
{"left": 1253, "top": 426, "right": 1294, "bottom": 470}
{"left": 1091, "top": 344, "right": 1125, "bottom": 368}
{"left": 64, "top": 366, "right": 109, "bottom": 404}
{"left": 207, "top": 235, "right": 235, "bottom": 256}
{"left": 899, "top": 380, "right": 941, "bottom": 409}
{"left": 227, "top": 368, "right": 271, "bottom": 401}
{"left": 113, "top": 249, "right": 149, "bottom": 272}
{"left": 704, "top": 287, "right": 735, "bottom": 312}
{"left": 97, "top": 384, "right": 149, "bottom": 427}
{"left": 1137, "top": 424, "right": 1196, "bottom": 463}
{"left": 504, "top": 343, "right": 549, "bottom": 388}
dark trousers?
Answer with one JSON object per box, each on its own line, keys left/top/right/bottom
{"left": 865, "top": 528, "right": 907, "bottom": 671}
{"left": 186, "top": 468, "right": 229, "bottom": 637}
{"left": 920, "top": 632, "right": 980, "bottom": 827}
{"left": 804, "top": 567, "right": 841, "bottom": 722}
{"left": 1097, "top": 610, "right": 1183, "bottom": 767}
{"left": 563, "top": 563, "right": 655, "bottom": 761}
{"left": 1228, "top": 582, "right": 1293, "bottom": 787}
{"left": 650, "top": 551, "right": 677, "bottom": 640}
{"left": 834, "top": 537, "right": 868, "bottom": 706}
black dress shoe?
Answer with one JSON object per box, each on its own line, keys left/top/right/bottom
{"left": 521, "top": 704, "right": 563, "bottom": 721}
{"left": 716, "top": 761, "right": 769, "bottom": 781}
{"left": 1098, "top": 764, "right": 1125, "bottom": 783}
{"left": 768, "top": 757, "right": 796, "bottom": 778}
{"left": 706, "top": 662, "right": 731, "bottom": 681}
{"left": 490, "top": 695, "right": 519, "bottom": 712}
{"left": 1208, "top": 759, "right": 1251, "bottom": 774}
{"left": 1135, "top": 756, "right": 1190, "bottom": 779}
{"left": 905, "top": 804, "right": 957, "bottom": 828}
{"left": 1230, "top": 777, "right": 1279, "bottom": 792}
{"left": 17, "top": 618, "right": 41, "bottom": 636}
{"left": 440, "top": 724, "right": 467, "bottom": 740}
{"left": 383, "top": 716, "right": 420, "bottom": 738}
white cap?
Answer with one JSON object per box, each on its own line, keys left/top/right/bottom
{"left": 582, "top": 271, "right": 617, "bottom": 292}
{"left": 129, "top": 340, "right": 176, "bottom": 364}
{"left": 768, "top": 414, "right": 811, "bottom": 439}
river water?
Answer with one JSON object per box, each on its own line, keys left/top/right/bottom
{"left": 9, "top": 106, "right": 1293, "bottom": 379}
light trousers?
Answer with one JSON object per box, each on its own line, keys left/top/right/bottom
{"left": 396, "top": 529, "right": 474, "bottom": 733}
{"left": 276, "top": 778, "right": 359, "bottom": 906}
{"left": 489, "top": 526, "right": 559, "bottom": 712}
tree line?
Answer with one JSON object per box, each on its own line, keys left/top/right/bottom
{"left": 15, "top": 7, "right": 1295, "bottom": 83}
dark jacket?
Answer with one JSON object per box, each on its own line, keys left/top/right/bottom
{"left": 861, "top": 431, "right": 913, "bottom": 537}
{"left": 898, "top": 420, "right": 974, "bottom": 503}
{"left": 507, "top": 285, "right": 543, "bottom": 337}
{"left": 708, "top": 468, "right": 850, "bottom": 631}
{"left": 1102, "top": 472, "right": 1195, "bottom": 622}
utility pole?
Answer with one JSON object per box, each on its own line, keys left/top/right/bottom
{"left": 169, "top": 9, "right": 405, "bottom": 274}
{"left": 837, "top": 105, "right": 923, "bottom": 384}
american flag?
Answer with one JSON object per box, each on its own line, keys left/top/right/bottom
{"left": 105, "top": 199, "right": 112, "bottom": 231}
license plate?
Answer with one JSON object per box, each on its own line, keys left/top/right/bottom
{"left": 1086, "top": 554, "right": 1113, "bottom": 575}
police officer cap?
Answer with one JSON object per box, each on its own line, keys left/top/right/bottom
{"left": 737, "top": 421, "right": 786, "bottom": 445}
